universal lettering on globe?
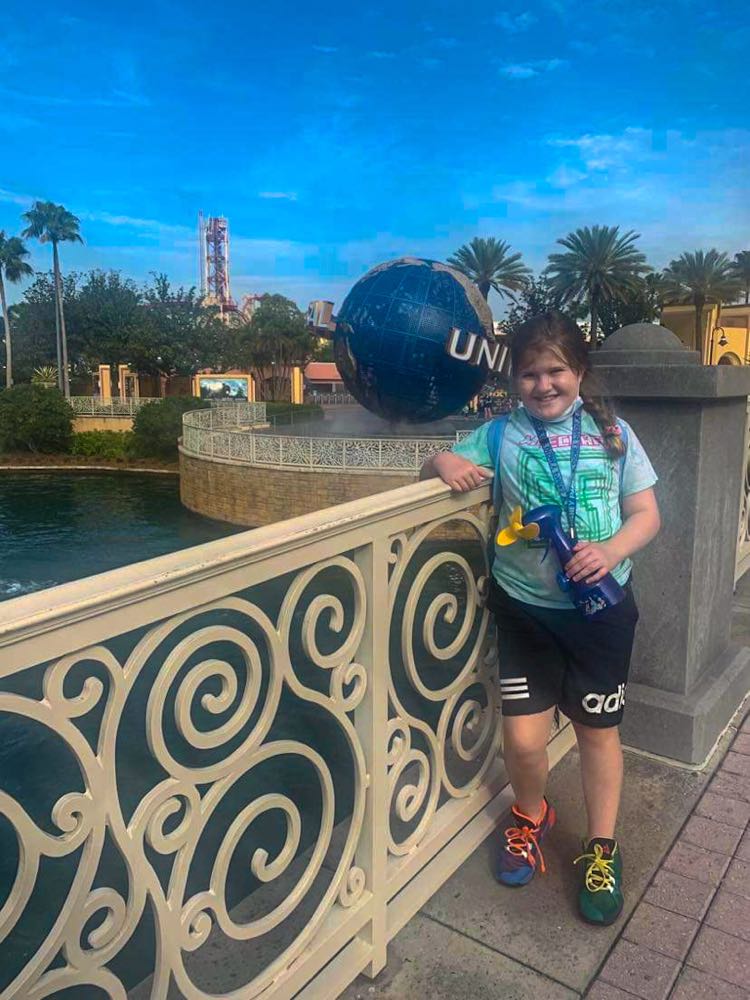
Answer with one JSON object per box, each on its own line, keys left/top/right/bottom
{"left": 444, "top": 327, "right": 509, "bottom": 374}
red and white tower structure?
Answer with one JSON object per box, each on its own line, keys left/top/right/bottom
{"left": 198, "top": 212, "right": 236, "bottom": 318}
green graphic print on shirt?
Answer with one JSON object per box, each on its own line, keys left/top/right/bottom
{"left": 452, "top": 402, "right": 658, "bottom": 608}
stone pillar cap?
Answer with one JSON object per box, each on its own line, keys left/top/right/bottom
{"left": 592, "top": 323, "right": 700, "bottom": 366}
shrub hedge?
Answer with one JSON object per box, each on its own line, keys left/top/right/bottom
{"left": 71, "top": 430, "right": 135, "bottom": 461}
{"left": 132, "top": 396, "right": 208, "bottom": 458}
{"left": 0, "top": 385, "right": 73, "bottom": 454}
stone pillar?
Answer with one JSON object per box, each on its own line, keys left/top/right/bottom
{"left": 592, "top": 323, "right": 750, "bottom": 763}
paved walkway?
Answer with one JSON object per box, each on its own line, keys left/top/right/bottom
{"left": 340, "top": 582, "right": 750, "bottom": 1000}
{"left": 588, "top": 715, "right": 750, "bottom": 1000}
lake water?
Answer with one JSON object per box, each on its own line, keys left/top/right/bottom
{"left": 0, "top": 471, "right": 242, "bottom": 602}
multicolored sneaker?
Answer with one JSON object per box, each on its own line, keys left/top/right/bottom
{"left": 574, "top": 838, "right": 624, "bottom": 925}
{"left": 495, "top": 798, "right": 556, "bottom": 887}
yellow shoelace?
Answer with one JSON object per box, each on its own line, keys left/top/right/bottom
{"left": 573, "top": 843, "right": 616, "bottom": 892}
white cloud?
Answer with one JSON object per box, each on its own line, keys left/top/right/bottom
{"left": 494, "top": 10, "right": 538, "bottom": 32}
{"left": 258, "top": 191, "right": 299, "bottom": 201}
{"left": 500, "top": 59, "right": 566, "bottom": 79}
{"left": 547, "top": 127, "right": 653, "bottom": 170}
{"left": 500, "top": 64, "right": 538, "bottom": 78}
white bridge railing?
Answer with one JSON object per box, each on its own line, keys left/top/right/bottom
{"left": 0, "top": 478, "right": 576, "bottom": 999}
{"left": 182, "top": 408, "right": 456, "bottom": 474}
{"left": 70, "top": 396, "right": 160, "bottom": 416}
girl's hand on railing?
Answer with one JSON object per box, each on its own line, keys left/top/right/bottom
{"left": 427, "top": 452, "right": 492, "bottom": 493}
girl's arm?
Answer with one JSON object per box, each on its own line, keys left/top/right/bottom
{"left": 565, "top": 487, "right": 660, "bottom": 584}
{"left": 420, "top": 451, "right": 492, "bottom": 493}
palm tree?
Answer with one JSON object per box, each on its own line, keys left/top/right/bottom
{"left": 21, "top": 201, "right": 83, "bottom": 397}
{"left": 448, "top": 237, "right": 531, "bottom": 301}
{"left": 662, "top": 250, "right": 741, "bottom": 361}
{"left": 731, "top": 251, "right": 750, "bottom": 304}
{"left": 545, "top": 225, "right": 651, "bottom": 345}
{"left": 0, "top": 232, "right": 33, "bottom": 388}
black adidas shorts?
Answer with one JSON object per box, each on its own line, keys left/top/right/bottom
{"left": 486, "top": 578, "right": 639, "bottom": 728}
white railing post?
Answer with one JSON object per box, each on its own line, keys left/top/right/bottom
{"left": 354, "top": 539, "right": 390, "bottom": 975}
{"left": 309, "top": 438, "right": 314, "bottom": 466}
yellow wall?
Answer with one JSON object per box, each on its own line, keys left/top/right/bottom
{"left": 660, "top": 305, "right": 750, "bottom": 365}
{"left": 74, "top": 416, "right": 134, "bottom": 432}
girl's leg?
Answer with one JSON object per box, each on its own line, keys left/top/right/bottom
{"left": 572, "top": 721, "right": 623, "bottom": 840}
{"left": 502, "top": 707, "right": 556, "bottom": 821}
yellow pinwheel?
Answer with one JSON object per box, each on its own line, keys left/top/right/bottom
{"left": 496, "top": 506, "right": 540, "bottom": 547}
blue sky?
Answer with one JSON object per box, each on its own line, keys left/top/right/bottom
{"left": 0, "top": 0, "right": 748, "bottom": 315}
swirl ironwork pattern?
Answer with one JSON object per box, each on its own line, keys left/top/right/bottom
{"left": 0, "top": 481, "right": 502, "bottom": 999}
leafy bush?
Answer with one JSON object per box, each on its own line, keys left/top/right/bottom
{"left": 71, "top": 430, "right": 135, "bottom": 461}
{"left": 132, "top": 396, "right": 207, "bottom": 458}
{"left": 266, "top": 402, "right": 324, "bottom": 426}
{"left": 0, "top": 384, "right": 73, "bottom": 453}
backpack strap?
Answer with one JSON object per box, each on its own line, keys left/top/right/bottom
{"left": 617, "top": 419, "right": 629, "bottom": 497}
{"left": 486, "top": 415, "right": 510, "bottom": 510}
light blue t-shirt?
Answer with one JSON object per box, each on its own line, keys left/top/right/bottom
{"left": 453, "top": 399, "right": 658, "bottom": 608}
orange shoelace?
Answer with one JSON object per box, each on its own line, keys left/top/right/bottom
{"left": 504, "top": 813, "right": 547, "bottom": 873}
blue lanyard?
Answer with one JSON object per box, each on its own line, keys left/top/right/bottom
{"left": 529, "top": 408, "right": 582, "bottom": 538}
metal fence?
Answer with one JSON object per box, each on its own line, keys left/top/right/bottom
{"left": 182, "top": 408, "right": 456, "bottom": 473}
{"left": 70, "top": 396, "right": 160, "bottom": 416}
{"left": 304, "top": 392, "right": 356, "bottom": 405}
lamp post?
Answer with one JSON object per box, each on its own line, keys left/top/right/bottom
{"left": 709, "top": 325, "right": 728, "bottom": 365}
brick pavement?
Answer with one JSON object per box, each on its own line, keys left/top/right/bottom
{"left": 589, "top": 711, "right": 750, "bottom": 1000}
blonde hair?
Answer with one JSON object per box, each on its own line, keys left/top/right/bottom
{"left": 510, "top": 310, "right": 626, "bottom": 460}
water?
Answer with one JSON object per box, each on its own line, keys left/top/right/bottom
{"left": 0, "top": 471, "right": 242, "bottom": 602}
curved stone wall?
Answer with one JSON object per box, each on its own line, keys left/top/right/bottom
{"left": 179, "top": 450, "right": 416, "bottom": 526}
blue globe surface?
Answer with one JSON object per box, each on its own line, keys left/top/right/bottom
{"left": 334, "top": 258, "right": 495, "bottom": 423}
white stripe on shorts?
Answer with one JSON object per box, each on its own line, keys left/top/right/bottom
{"left": 502, "top": 691, "right": 531, "bottom": 700}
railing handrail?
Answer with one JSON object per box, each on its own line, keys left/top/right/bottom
{"left": 0, "top": 472, "right": 487, "bottom": 661}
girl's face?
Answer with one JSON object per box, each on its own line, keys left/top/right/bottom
{"left": 515, "top": 347, "right": 583, "bottom": 420}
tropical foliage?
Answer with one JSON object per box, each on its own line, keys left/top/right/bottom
{"left": 662, "top": 250, "right": 741, "bottom": 360}
{"left": 545, "top": 225, "right": 651, "bottom": 344}
{"left": 0, "top": 232, "right": 33, "bottom": 388}
{"left": 448, "top": 237, "right": 531, "bottom": 301}
{"left": 131, "top": 396, "right": 207, "bottom": 458}
{"left": 0, "top": 384, "right": 73, "bottom": 454}
{"left": 22, "top": 201, "right": 83, "bottom": 397}
{"left": 228, "top": 294, "right": 318, "bottom": 401}
{"left": 731, "top": 251, "right": 750, "bottom": 305}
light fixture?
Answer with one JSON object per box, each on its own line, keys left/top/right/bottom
{"left": 718, "top": 329, "right": 729, "bottom": 347}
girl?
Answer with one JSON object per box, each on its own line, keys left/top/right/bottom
{"left": 421, "top": 311, "right": 660, "bottom": 926}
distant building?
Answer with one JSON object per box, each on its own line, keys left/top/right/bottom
{"left": 661, "top": 303, "right": 750, "bottom": 365}
{"left": 304, "top": 362, "right": 345, "bottom": 395}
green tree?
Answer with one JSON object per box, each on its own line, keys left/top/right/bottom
{"left": 498, "top": 275, "right": 587, "bottom": 338}
{"left": 598, "top": 273, "right": 669, "bottom": 338}
{"left": 545, "top": 225, "right": 651, "bottom": 345}
{"left": 230, "top": 294, "right": 316, "bottom": 401}
{"left": 22, "top": 201, "right": 83, "bottom": 397}
{"left": 662, "top": 250, "right": 741, "bottom": 360}
{"left": 133, "top": 273, "right": 224, "bottom": 375}
{"left": 731, "top": 251, "right": 750, "bottom": 305}
{"left": 74, "top": 270, "right": 142, "bottom": 370}
{"left": 0, "top": 384, "right": 73, "bottom": 454}
{"left": 0, "top": 232, "right": 33, "bottom": 387}
{"left": 448, "top": 237, "right": 531, "bottom": 301}
{"left": 10, "top": 271, "right": 78, "bottom": 383}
